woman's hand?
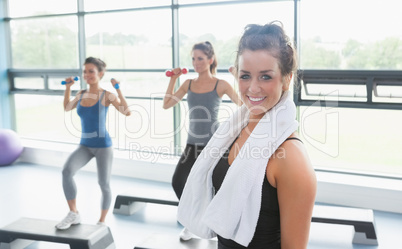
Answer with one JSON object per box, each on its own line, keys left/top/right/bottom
{"left": 110, "top": 78, "right": 120, "bottom": 90}
{"left": 63, "top": 76, "right": 77, "bottom": 88}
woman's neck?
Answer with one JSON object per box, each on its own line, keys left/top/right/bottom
{"left": 246, "top": 115, "right": 262, "bottom": 131}
{"left": 87, "top": 84, "right": 101, "bottom": 93}
{"left": 197, "top": 70, "right": 213, "bottom": 80}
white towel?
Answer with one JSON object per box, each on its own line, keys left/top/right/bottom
{"left": 177, "top": 91, "right": 298, "bottom": 246}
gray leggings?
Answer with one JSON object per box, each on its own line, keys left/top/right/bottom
{"left": 62, "top": 145, "right": 113, "bottom": 210}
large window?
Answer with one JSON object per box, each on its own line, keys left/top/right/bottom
{"left": 178, "top": 1, "right": 294, "bottom": 150}
{"left": 10, "top": 17, "right": 79, "bottom": 69}
{"left": 299, "top": 105, "right": 402, "bottom": 176}
{"left": 85, "top": 10, "right": 172, "bottom": 69}
{"left": 6, "top": 0, "right": 295, "bottom": 156}
{"left": 7, "top": 0, "right": 77, "bottom": 17}
{"left": 84, "top": 0, "right": 170, "bottom": 11}
{"left": 178, "top": 2, "right": 294, "bottom": 69}
{"left": 298, "top": 0, "right": 402, "bottom": 176}
{"left": 3, "top": 0, "right": 402, "bottom": 177}
{"left": 299, "top": 0, "right": 402, "bottom": 70}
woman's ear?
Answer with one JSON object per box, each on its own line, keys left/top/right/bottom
{"left": 229, "top": 66, "right": 237, "bottom": 77}
{"left": 282, "top": 73, "right": 293, "bottom": 91}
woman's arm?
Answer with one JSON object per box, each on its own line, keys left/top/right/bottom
{"left": 218, "top": 80, "right": 243, "bottom": 106}
{"left": 163, "top": 69, "right": 189, "bottom": 109}
{"left": 107, "top": 79, "right": 130, "bottom": 116}
{"left": 63, "top": 77, "right": 81, "bottom": 111}
{"left": 109, "top": 88, "right": 131, "bottom": 116}
{"left": 106, "top": 80, "right": 131, "bottom": 116}
{"left": 270, "top": 139, "right": 317, "bottom": 249}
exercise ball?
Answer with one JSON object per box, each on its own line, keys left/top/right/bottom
{"left": 0, "top": 129, "right": 24, "bottom": 166}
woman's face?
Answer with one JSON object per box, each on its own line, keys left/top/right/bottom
{"left": 192, "top": 49, "right": 212, "bottom": 74}
{"left": 238, "top": 49, "right": 290, "bottom": 119}
{"left": 83, "top": 63, "right": 103, "bottom": 85}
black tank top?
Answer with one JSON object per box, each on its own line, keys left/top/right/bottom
{"left": 212, "top": 137, "right": 303, "bottom": 249}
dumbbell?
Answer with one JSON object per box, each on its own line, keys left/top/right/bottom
{"left": 61, "top": 76, "right": 79, "bottom": 85}
{"left": 111, "top": 78, "right": 120, "bottom": 89}
{"left": 165, "top": 68, "right": 188, "bottom": 77}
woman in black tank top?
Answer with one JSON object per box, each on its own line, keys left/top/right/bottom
{"left": 177, "top": 22, "right": 316, "bottom": 248}
{"left": 216, "top": 21, "right": 316, "bottom": 249}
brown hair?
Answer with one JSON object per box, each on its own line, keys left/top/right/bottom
{"left": 234, "top": 21, "right": 297, "bottom": 79}
{"left": 84, "top": 57, "right": 107, "bottom": 73}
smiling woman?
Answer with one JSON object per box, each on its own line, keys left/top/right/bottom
{"left": 178, "top": 22, "right": 316, "bottom": 249}
{"left": 233, "top": 22, "right": 296, "bottom": 120}
{"left": 237, "top": 50, "right": 290, "bottom": 119}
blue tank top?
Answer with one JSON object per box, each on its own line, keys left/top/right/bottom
{"left": 186, "top": 80, "right": 222, "bottom": 146}
{"left": 77, "top": 90, "right": 112, "bottom": 148}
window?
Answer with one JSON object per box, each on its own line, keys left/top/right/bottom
{"left": 298, "top": 0, "right": 402, "bottom": 176}
{"left": 14, "top": 94, "right": 78, "bottom": 143}
{"left": 178, "top": 1, "right": 294, "bottom": 148}
{"left": 179, "top": 2, "right": 294, "bottom": 69}
{"left": 7, "top": 0, "right": 295, "bottom": 156}
{"left": 179, "top": 0, "right": 235, "bottom": 3}
{"left": 84, "top": 0, "right": 170, "bottom": 12}
{"left": 3, "top": 0, "right": 402, "bottom": 177}
{"left": 296, "top": 70, "right": 402, "bottom": 176}
{"left": 299, "top": 105, "right": 402, "bottom": 175}
{"left": 10, "top": 17, "right": 79, "bottom": 69}
{"left": 85, "top": 10, "right": 172, "bottom": 69}
{"left": 300, "top": 0, "right": 402, "bottom": 70}
{"left": 7, "top": 0, "right": 76, "bottom": 17}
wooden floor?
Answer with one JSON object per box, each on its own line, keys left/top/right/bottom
{"left": 1, "top": 162, "right": 401, "bottom": 249}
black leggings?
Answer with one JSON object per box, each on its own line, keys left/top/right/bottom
{"left": 171, "top": 144, "right": 205, "bottom": 199}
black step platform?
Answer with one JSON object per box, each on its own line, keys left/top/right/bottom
{"left": 0, "top": 217, "right": 115, "bottom": 249}
{"left": 114, "top": 188, "right": 378, "bottom": 245}
{"left": 113, "top": 188, "right": 178, "bottom": 215}
{"left": 312, "top": 205, "right": 378, "bottom": 245}
{"left": 134, "top": 233, "right": 217, "bottom": 249}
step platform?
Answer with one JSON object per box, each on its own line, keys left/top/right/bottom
{"left": 0, "top": 217, "right": 115, "bottom": 249}
{"left": 134, "top": 233, "right": 217, "bottom": 249}
{"left": 312, "top": 205, "right": 378, "bottom": 245}
{"left": 113, "top": 188, "right": 178, "bottom": 215}
{"left": 113, "top": 187, "right": 378, "bottom": 245}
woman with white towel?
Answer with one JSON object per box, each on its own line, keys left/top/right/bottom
{"left": 177, "top": 21, "right": 316, "bottom": 249}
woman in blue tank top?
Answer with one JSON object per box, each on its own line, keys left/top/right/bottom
{"left": 56, "top": 57, "right": 131, "bottom": 230}
{"left": 163, "top": 41, "right": 242, "bottom": 240}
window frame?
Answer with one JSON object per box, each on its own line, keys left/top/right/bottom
{"left": 5, "top": 0, "right": 297, "bottom": 156}
{"left": 2, "top": 0, "right": 402, "bottom": 208}
{"left": 295, "top": 70, "right": 402, "bottom": 110}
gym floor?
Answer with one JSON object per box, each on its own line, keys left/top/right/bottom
{"left": 0, "top": 162, "right": 401, "bottom": 249}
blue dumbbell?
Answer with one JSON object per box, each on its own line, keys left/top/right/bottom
{"left": 61, "top": 76, "right": 80, "bottom": 85}
{"left": 111, "top": 78, "right": 120, "bottom": 89}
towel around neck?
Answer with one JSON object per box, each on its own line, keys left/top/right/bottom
{"left": 177, "top": 91, "right": 299, "bottom": 246}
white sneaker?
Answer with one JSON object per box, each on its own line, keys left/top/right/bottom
{"left": 97, "top": 221, "right": 106, "bottom": 226}
{"left": 179, "top": 227, "right": 193, "bottom": 241}
{"left": 55, "top": 211, "right": 81, "bottom": 230}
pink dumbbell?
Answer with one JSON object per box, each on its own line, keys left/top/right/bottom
{"left": 165, "top": 68, "right": 188, "bottom": 77}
